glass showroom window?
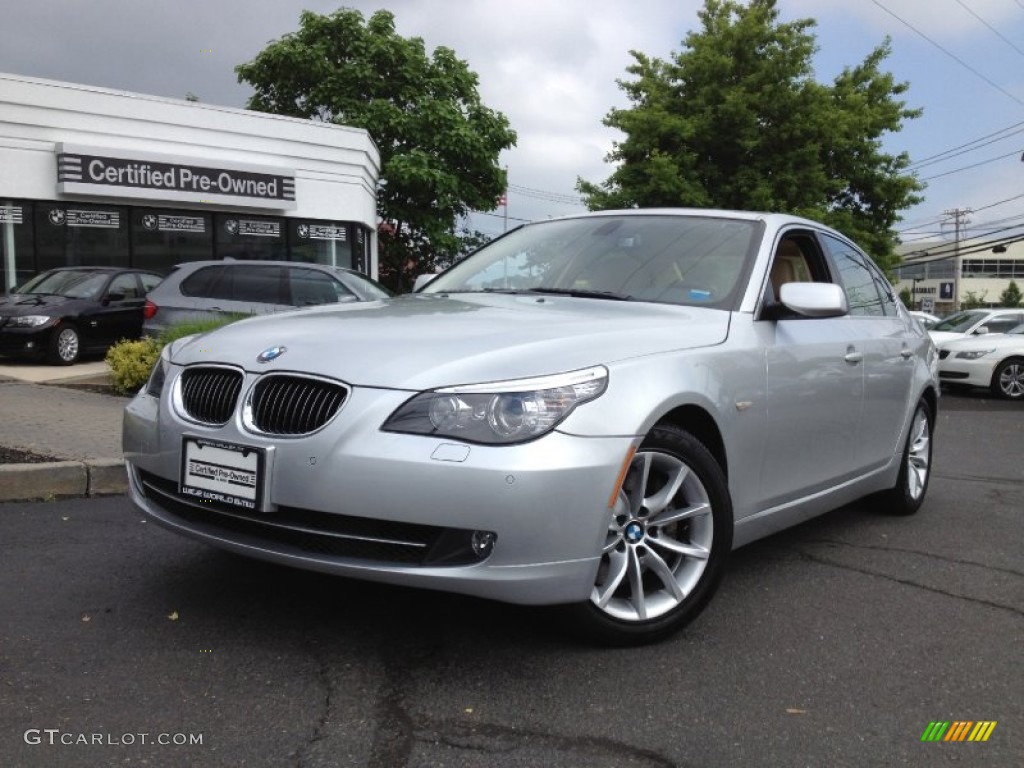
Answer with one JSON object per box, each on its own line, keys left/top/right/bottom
{"left": 133, "top": 208, "right": 213, "bottom": 275}
{"left": 288, "top": 220, "right": 353, "bottom": 268}
{"left": 214, "top": 213, "right": 286, "bottom": 260}
{"left": 1, "top": 200, "right": 34, "bottom": 292}
{"left": 34, "top": 202, "right": 130, "bottom": 271}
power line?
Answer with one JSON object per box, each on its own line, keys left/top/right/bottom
{"left": 953, "top": 0, "right": 1024, "bottom": 60}
{"left": 918, "top": 147, "right": 1024, "bottom": 181}
{"left": 869, "top": 0, "right": 1024, "bottom": 108}
{"left": 908, "top": 121, "right": 1024, "bottom": 170}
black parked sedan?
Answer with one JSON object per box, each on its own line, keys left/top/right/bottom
{"left": 0, "top": 267, "right": 163, "bottom": 365}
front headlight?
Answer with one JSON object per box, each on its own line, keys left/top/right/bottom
{"left": 955, "top": 349, "right": 995, "bottom": 360}
{"left": 7, "top": 315, "right": 52, "bottom": 328}
{"left": 145, "top": 353, "right": 169, "bottom": 398}
{"left": 382, "top": 366, "right": 608, "bottom": 445}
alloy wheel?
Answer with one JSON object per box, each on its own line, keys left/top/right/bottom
{"left": 591, "top": 449, "right": 714, "bottom": 622}
{"left": 57, "top": 327, "right": 79, "bottom": 363}
{"left": 997, "top": 362, "right": 1024, "bottom": 399}
{"left": 905, "top": 406, "right": 931, "bottom": 501}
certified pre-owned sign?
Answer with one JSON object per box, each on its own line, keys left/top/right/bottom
{"left": 56, "top": 144, "right": 296, "bottom": 210}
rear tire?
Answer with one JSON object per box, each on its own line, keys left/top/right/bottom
{"left": 877, "top": 399, "right": 932, "bottom": 516}
{"left": 564, "top": 425, "right": 733, "bottom": 646}
{"left": 47, "top": 322, "right": 80, "bottom": 365}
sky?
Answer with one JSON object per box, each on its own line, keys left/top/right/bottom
{"left": 2, "top": 0, "right": 1023, "bottom": 246}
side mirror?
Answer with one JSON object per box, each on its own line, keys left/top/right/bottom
{"left": 413, "top": 274, "right": 438, "bottom": 292}
{"left": 778, "top": 283, "right": 848, "bottom": 318}
{"left": 104, "top": 291, "right": 126, "bottom": 304}
{"left": 974, "top": 326, "right": 989, "bottom": 335}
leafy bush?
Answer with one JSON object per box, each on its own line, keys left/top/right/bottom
{"left": 105, "top": 315, "right": 248, "bottom": 395}
{"left": 105, "top": 338, "right": 162, "bottom": 394}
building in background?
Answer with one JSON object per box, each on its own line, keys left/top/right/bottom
{"left": 0, "top": 73, "right": 380, "bottom": 292}
{"left": 894, "top": 238, "right": 1024, "bottom": 314}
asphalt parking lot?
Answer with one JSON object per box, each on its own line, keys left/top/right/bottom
{"left": 0, "top": 388, "right": 1021, "bottom": 767}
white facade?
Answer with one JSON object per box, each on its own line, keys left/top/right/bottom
{"left": 0, "top": 73, "right": 380, "bottom": 288}
{"left": 895, "top": 239, "right": 1024, "bottom": 313}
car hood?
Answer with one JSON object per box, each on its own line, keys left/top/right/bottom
{"left": 171, "top": 293, "right": 731, "bottom": 390}
{"left": 0, "top": 293, "right": 71, "bottom": 315}
{"left": 939, "top": 333, "right": 1024, "bottom": 352}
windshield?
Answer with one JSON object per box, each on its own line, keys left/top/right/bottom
{"left": 931, "top": 310, "right": 985, "bottom": 333}
{"left": 17, "top": 270, "right": 109, "bottom": 299}
{"left": 423, "top": 214, "right": 761, "bottom": 309}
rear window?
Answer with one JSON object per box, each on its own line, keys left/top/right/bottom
{"left": 180, "top": 266, "right": 227, "bottom": 299}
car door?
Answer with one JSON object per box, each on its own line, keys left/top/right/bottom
{"left": 820, "top": 234, "right": 918, "bottom": 473}
{"left": 86, "top": 272, "right": 146, "bottom": 347}
{"left": 756, "top": 231, "right": 864, "bottom": 508}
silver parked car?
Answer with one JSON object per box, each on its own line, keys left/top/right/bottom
{"left": 141, "top": 259, "right": 392, "bottom": 336}
{"left": 123, "top": 210, "right": 939, "bottom": 645}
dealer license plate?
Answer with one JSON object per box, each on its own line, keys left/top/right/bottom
{"left": 180, "top": 437, "right": 263, "bottom": 510}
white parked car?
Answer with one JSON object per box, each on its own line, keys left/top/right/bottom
{"left": 123, "top": 210, "right": 939, "bottom": 645}
{"left": 928, "top": 308, "right": 1024, "bottom": 345}
{"left": 908, "top": 310, "right": 940, "bottom": 328}
{"left": 938, "top": 323, "right": 1024, "bottom": 399}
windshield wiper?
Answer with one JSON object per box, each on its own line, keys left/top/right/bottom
{"left": 525, "top": 287, "right": 634, "bottom": 301}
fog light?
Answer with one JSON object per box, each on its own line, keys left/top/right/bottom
{"left": 471, "top": 530, "right": 497, "bottom": 558}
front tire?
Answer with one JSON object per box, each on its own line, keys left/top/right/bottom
{"left": 565, "top": 425, "right": 733, "bottom": 646}
{"left": 47, "top": 322, "right": 80, "bottom": 365}
{"left": 991, "top": 357, "right": 1024, "bottom": 400}
{"left": 877, "top": 399, "right": 933, "bottom": 515}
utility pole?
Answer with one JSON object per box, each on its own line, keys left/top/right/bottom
{"left": 943, "top": 207, "right": 972, "bottom": 310}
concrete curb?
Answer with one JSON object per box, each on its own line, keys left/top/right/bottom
{"left": 0, "top": 459, "right": 127, "bottom": 502}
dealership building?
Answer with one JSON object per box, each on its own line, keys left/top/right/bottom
{"left": 0, "top": 73, "right": 380, "bottom": 292}
{"left": 894, "top": 238, "right": 1024, "bottom": 314}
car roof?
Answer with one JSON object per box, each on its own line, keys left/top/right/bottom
{"left": 533, "top": 207, "right": 828, "bottom": 230}
{"left": 43, "top": 266, "right": 161, "bottom": 275}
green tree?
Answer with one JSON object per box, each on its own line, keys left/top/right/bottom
{"left": 999, "top": 279, "right": 1022, "bottom": 307}
{"left": 236, "top": 8, "right": 516, "bottom": 290}
{"left": 961, "top": 290, "right": 988, "bottom": 310}
{"left": 577, "top": 0, "right": 922, "bottom": 272}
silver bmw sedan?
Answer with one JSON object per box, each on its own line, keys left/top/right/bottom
{"left": 123, "top": 209, "right": 939, "bottom": 645}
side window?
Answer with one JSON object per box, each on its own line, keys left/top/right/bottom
{"left": 181, "top": 266, "right": 227, "bottom": 299}
{"left": 107, "top": 273, "right": 140, "bottom": 300}
{"left": 820, "top": 235, "right": 886, "bottom": 317}
{"left": 229, "top": 266, "right": 285, "bottom": 304}
{"left": 981, "top": 314, "right": 1024, "bottom": 334}
{"left": 764, "top": 232, "right": 828, "bottom": 308}
{"left": 139, "top": 273, "right": 163, "bottom": 293}
{"left": 288, "top": 268, "right": 354, "bottom": 306}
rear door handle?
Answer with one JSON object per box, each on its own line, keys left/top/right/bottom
{"left": 900, "top": 347, "right": 914, "bottom": 359}
{"left": 845, "top": 350, "right": 863, "bottom": 364}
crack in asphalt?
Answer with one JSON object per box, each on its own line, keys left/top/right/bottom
{"left": 932, "top": 470, "right": 1024, "bottom": 487}
{"left": 415, "top": 717, "right": 682, "bottom": 766}
{"left": 363, "top": 635, "right": 680, "bottom": 768}
{"left": 293, "top": 637, "right": 335, "bottom": 768}
{"left": 789, "top": 546, "right": 1024, "bottom": 619}
{"left": 800, "top": 538, "right": 1024, "bottom": 578}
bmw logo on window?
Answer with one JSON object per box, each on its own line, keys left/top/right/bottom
{"left": 257, "top": 346, "right": 287, "bottom": 364}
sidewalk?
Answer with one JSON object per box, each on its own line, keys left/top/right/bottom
{"left": 0, "top": 360, "right": 129, "bottom": 502}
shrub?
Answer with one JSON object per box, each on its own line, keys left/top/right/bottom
{"left": 105, "top": 315, "right": 248, "bottom": 395}
{"left": 105, "top": 338, "right": 162, "bottom": 394}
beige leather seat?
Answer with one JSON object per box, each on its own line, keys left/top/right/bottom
{"left": 770, "top": 240, "right": 807, "bottom": 298}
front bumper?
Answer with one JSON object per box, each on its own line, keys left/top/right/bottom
{"left": 123, "top": 377, "right": 636, "bottom": 606}
{"left": 938, "top": 358, "right": 996, "bottom": 388}
{"left": 0, "top": 325, "right": 51, "bottom": 357}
